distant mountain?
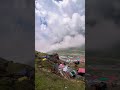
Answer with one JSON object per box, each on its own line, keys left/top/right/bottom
{"left": 49, "top": 45, "right": 85, "bottom": 56}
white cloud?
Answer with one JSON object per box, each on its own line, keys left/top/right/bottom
{"left": 50, "top": 34, "right": 85, "bottom": 51}
{"left": 35, "top": 0, "right": 85, "bottom": 52}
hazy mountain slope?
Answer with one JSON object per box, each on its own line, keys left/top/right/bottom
{"left": 49, "top": 45, "right": 85, "bottom": 55}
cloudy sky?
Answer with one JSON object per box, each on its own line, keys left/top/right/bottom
{"left": 35, "top": 0, "right": 85, "bottom": 52}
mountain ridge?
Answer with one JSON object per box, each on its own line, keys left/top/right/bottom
{"left": 48, "top": 45, "right": 85, "bottom": 56}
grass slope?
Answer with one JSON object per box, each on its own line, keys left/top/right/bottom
{"left": 35, "top": 66, "right": 85, "bottom": 90}
{"left": 35, "top": 51, "right": 85, "bottom": 90}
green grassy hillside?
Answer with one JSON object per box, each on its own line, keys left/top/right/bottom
{"left": 36, "top": 69, "right": 85, "bottom": 90}
{"left": 35, "top": 51, "right": 85, "bottom": 90}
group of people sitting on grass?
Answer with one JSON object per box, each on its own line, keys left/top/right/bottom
{"left": 53, "top": 62, "right": 85, "bottom": 79}
{"left": 40, "top": 54, "right": 85, "bottom": 79}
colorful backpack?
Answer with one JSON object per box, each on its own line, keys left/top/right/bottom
{"left": 70, "top": 70, "right": 76, "bottom": 77}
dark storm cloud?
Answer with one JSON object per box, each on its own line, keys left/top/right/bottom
{"left": 0, "top": 0, "right": 34, "bottom": 66}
